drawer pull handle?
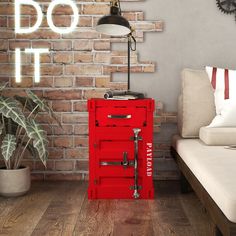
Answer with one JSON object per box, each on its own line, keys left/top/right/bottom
{"left": 107, "top": 114, "right": 131, "bottom": 119}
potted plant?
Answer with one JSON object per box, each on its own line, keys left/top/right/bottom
{"left": 0, "top": 83, "right": 60, "bottom": 197}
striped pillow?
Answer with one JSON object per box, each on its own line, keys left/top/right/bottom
{"left": 206, "top": 66, "right": 236, "bottom": 115}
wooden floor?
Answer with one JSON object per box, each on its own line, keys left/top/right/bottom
{"left": 0, "top": 181, "right": 214, "bottom": 236}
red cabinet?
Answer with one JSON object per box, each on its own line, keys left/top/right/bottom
{"left": 88, "top": 99, "right": 154, "bottom": 199}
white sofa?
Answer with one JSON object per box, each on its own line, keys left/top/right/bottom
{"left": 172, "top": 69, "right": 236, "bottom": 236}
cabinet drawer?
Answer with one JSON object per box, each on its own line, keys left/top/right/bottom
{"left": 95, "top": 107, "right": 147, "bottom": 127}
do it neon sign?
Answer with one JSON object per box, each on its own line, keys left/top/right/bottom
{"left": 15, "top": 0, "right": 80, "bottom": 83}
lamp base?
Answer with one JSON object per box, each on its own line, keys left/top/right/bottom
{"left": 104, "top": 90, "right": 145, "bottom": 99}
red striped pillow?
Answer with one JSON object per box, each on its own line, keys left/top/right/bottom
{"left": 206, "top": 66, "right": 236, "bottom": 115}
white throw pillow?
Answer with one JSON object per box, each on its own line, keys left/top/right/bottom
{"left": 205, "top": 66, "right": 236, "bottom": 115}
{"left": 208, "top": 100, "right": 236, "bottom": 127}
{"left": 206, "top": 66, "right": 236, "bottom": 127}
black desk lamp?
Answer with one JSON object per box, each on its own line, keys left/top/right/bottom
{"left": 96, "top": 0, "right": 144, "bottom": 99}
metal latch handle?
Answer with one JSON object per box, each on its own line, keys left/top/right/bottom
{"left": 107, "top": 114, "right": 132, "bottom": 119}
{"left": 100, "top": 152, "right": 134, "bottom": 169}
{"left": 131, "top": 128, "right": 142, "bottom": 199}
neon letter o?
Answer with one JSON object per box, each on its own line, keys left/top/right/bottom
{"left": 47, "top": 0, "right": 79, "bottom": 34}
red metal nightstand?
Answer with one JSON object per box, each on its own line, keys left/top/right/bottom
{"left": 87, "top": 98, "right": 154, "bottom": 199}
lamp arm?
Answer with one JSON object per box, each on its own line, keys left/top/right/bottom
{"left": 129, "top": 33, "right": 136, "bottom": 51}
{"left": 111, "top": 0, "right": 121, "bottom": 15}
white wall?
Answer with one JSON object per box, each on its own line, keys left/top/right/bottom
{"left": 123, "top": 0, "right": 236, "bottom": 111}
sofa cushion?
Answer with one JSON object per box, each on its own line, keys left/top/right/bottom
{"left": 179, "top": 69, "right": 216, "bottom": 138}
{"left": 173, "top": 135, "right": 236, "bottom": 223}
{"left": 200, "top": 126, "right": 236, "bottom": 145}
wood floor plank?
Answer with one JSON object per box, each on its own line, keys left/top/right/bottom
{"left": 31, "top": 181, "right": 86, "bottom": 236}
{"left": 180, "top": 192, "right": 213, "bottom": 236}
{"left": 73, "top": 198, "right": 115, "bottom": 236}
{"left": 0, "top": 181, "right": 60, "bottom": 236}
{"left": 149, "top": 181, "right": 195, "bottom": 236}
{"left": 0, "top": 181, "right": 213, "bottom": 236}
{"left": 113, "top": 200, "right": 154, "bottom": 236}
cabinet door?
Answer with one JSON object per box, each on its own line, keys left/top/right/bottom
{"left": 93, "top": 127, "right": 145, "bottom": 198}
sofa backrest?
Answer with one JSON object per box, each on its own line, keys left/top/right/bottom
{"left": 178, "top": 69, "right": 216, "bottom": 138}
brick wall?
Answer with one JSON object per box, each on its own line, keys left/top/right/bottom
{"left": 0, "top": 0, "right": 178, "bottom": 180}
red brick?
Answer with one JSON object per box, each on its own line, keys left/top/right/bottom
{"left": 0, "top": 16, "right": 7, "bottom": 27}
{"left": 52, "top": 100, "right": 72, "bottom": 112}
{"left": 36, "top": 113, "right": 61, "bottom": 125}
{"left": 95, "top": 77, "right": 110, "bottom": 88}
{"left": 82, "top": 4, "right": 110, "bottom": 15}
{"left": 33, "top": 54, "right": 51, "bottom": 64}
{"left": 34, "top": 77, "right": 54, "bottom": 87}
{"left": 94, "top": 40, "right": 111, "bottom": 50}
{"left": 94, "top": 52, "right": 110, "bottom": 64}
{"left": 62, "top": 113, "right": 88, "bottom": 124}
{"left": 0, "top": 30, "right": 14, "bottom": 39}
{"left": 0, "top": 40, "right": 8, "bottom": 51}
{"left": 75, "top": 160, "right": 88, "bottom": 171}
{"left": 79, "top": 16, "right": 92, "bottom": 27}
{"left": 55, "top": 161, "right": 74, "bottom": 171}
{"left": 8, "top": 16, "right": 30, "bottom": 28}
{"left": 35, "top": 161, "right": 54, "bottom": 171}
{"left": 53, "top": 41, "right": 72, "bottom": 51}
{"left": 74, "top": 125, "right": 88, "bottom": 135}
{"left": 31, "top": 41, "right": 51, "bottom": 49}
{"left": 65, "top": 65, "right": 102, "bottom": 75}
{"left": 47, "top": 15, "right": 73, "bottom": 27}
{"left": 74, "top": 52, "right": 93, "bottom": 63}
{"left": 48, "top": 148, "right": 64, "bottom": 159}
{"left": 54, "top": 77, "right": 74, "bottom": 87}
{"left": 73, "top": 101, "right": 87, "bottom": 112}
{"left": 0, "top": 53, "right": 8, "bottom": 63}
{"left": 53, "top": 52, "right": 73, "bottom": 63}
{"left": 16, "top": 30, "right": 60, "bottom": 40}
{"left": 75, "top": 77, "right": 94, "bottom": 87}
{"left": 44, "top": 4, "right": 75, "bottom": 15}
{"left": 11, "top": 77, "right": 33, "bottom": 88}
{"left": 44, "top": 89, "right": 82, "bottom": 100}
{"left": 53, "top": 125, "right": 74, "bottom": 135}
{"left": 54, "top": 136, "right": 73, "bottom": 148}
{"left": 20, "top": 65, "right": 62, "bottom": 76}
{"left": 63, "top": 30, "right": 99, "bottom": 39}
{"left": 0, "top": 4, "right": 14, "bottom": 15}
{"left": 65, "top": 148, "right": 88, "bottom": 159}
{"left": 83, "top": 89, "right": 106, "bottom": 99}
{"left": 9, "top": 52, "right": 31, "bottom": 64}
{"left": 0, "top": 64, "right": 14, "bottom": 76}
{"left": 73, "top": 40, "right": 93, "bottom": 51}
{"left": 74, "top": 137, "right": 88, "bottom": 147}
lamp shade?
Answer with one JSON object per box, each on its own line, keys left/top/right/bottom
{"left": 96, "top": 14, "right": 131, "bottom": 36}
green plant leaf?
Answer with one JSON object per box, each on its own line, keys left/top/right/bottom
{"left": 26, "top": 119, "right": 48, "bottom": 166}
{"left": 0, "top": 97, "right": 26, "bottom": 129}
{"left": 1, "top": 134, "right": 17, "bottom": 162}
{"left": 18, "top": 138, "right": 38, "bottom": 159}
{"left": 0, "top": 122, "right": 3, "bottom": 135}
{"left": 0, "top": 82, "right": 8, "bottom": 93}
{"left": 14, "top": 95, "right": 40, "bottom": 114}
{"left": 27, "top": 142, "right": 38, "bottom": 159}
{"left": 26, "top": 90, "right": 62, "bottom": 128}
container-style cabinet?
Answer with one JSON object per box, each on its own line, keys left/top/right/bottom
{"left": 87, "top": 99, "right": 154, "bottom": 199}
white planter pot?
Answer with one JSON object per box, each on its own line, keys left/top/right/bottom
{"left": 0, "top": 166, "right": 31, "bottom": 197}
